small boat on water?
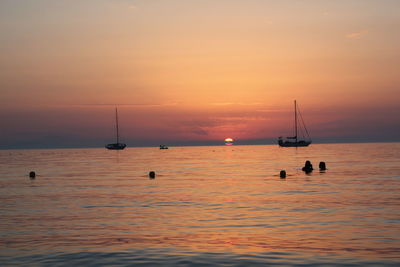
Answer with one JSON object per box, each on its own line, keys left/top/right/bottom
{"left": 159, "top": 145, "right": 168, "bottom": 149}
{"left": 105, "top": 107, "right": 126, "bottom": 150}
{"left": 278, "top": 100, "right": 311, "bottom": 147}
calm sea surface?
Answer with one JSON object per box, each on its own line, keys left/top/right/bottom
{"left": 1, "top": 143, "right": 400, "bottom": 266}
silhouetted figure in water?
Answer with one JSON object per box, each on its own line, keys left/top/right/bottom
{"left": 280, "top": 170, "right": 286, "bottom": 179}
{"left": 319, "top": 161, "right": 327, "bottom": 171}
{"left": 29, "top": 171, "right": 36, "bottom": 179}
{"left": 302, "top": 160, "right": 313, "bottom": 173}
{"left": 149, "top": 171, "right": 156, "bottom": 179}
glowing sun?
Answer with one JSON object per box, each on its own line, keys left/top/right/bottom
{"left": 224, "top": 138, "right": 234, "bottom": 145}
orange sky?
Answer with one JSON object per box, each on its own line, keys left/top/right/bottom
{"left": 0, "top": 0, "right": 399, "bottom": 148}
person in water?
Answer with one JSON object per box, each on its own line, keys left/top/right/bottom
{"left": 302, "top": 160, "right": 313, "bottom": 173}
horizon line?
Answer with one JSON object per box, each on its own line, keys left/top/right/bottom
{"left": 1, "top": 140, "right": 399, "bottom": 151}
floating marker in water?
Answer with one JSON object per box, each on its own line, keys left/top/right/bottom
{"left": 149, "top": 171, "right": 156, "bottom": 179}
{"left": 319, "top": 161, "right": 327, "bottom": 171}
{"left": 29, "top": 171, "right": 36, "bottom": 179}
{"left": 280, "top": 170, "right": 286, "bottom": 179}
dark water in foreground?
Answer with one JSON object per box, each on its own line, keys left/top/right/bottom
{"left": 1, "top": 143, "right": 400, "bottom": 266}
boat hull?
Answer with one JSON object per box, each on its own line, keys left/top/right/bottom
{"left": 278, "top": 140, "right": 311, "bottom": 147}
{"left": 106, "top": 143, "right": 126, "bottom": 150}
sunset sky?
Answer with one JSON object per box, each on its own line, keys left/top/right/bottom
{"left": 1, "top": 0, "right": 399, "bottom": 148}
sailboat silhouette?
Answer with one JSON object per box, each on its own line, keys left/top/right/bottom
{"left": 105, "top": 107, "right": 126, "bottom": 150}
{"left": 278, "top": 100, "right": 311, "bottom": 147}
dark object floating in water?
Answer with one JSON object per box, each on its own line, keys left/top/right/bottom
{"left": 302, "top": 160, "right": 313, "bottom": 173}
{"left": 278, "top": 100, "right": 311, "bottom": 147}
{"left": 280, "top": 170, "right": 286, "bottom": 179}
{"left": 149, "top": 171, "right": 156, "bottom": 179}
{"left": 29, "top": 171, "right": 36, "bottom": 179}
{"left": 159, "top": 145, "right": 168, "bottom": 149}
{"left": 106, "top": 107, "right": 126, "bottom": 150}
{"left": 319, "top": 161, "right": 327, "bottom": 171}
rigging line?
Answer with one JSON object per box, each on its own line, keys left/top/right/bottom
{"left": 297, "top": 105, "right": 311, "bottom": 139}
{"left": 299, "top": 125, "right": 306, "bottom": 139}
{"left": 292, "top": 106, "right": 296, "bottom": 137}
{"left": 298, "top": 107, "right": 310, "bottom": 139}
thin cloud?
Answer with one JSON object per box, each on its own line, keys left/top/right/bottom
{"left": 108, "top": 0, "right": 137, "bottom": 10}
{"left": 67, "top": 102, "right": 178, "bottom": 107}
{"left": 346, "top": 30, "right": 368, "bottom": 39}
{"left": 211, "top": 102, "right": 263, "bottom": 106}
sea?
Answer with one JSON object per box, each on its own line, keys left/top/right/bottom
{"left": 1, "top": 143, "right": 399, "bottom": 266}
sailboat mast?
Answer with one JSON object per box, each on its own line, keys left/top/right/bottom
{"left": 115, "top": 107, "right": 119, "bottom": 143}
{"left": 294, "top": 100, "right": 297, "bottom": 143}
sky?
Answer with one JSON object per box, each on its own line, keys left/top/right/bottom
{"left": 1, "top": 0, "right": 399, "bottom": 149}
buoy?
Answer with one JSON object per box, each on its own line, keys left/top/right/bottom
{"left": 29, "top": 171, "right": 36, "bottom": 179}
{"left": 319, "top": 161, "right": 326, "bottom": 171}
{"left": 280, "top": 170, "right": 286, "bottom": 179}
{"left": 302, "top": 160, "right": 313, "bottom": 173}
{"left": 149, "top": 171, "right": 156, "bottom": 179}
